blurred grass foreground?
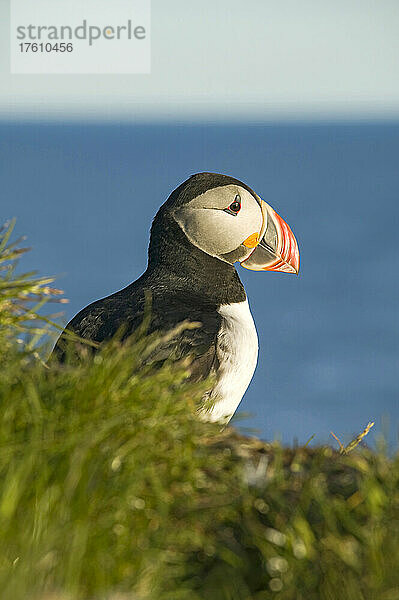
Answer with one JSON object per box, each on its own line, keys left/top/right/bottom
{"left": 0, "top": 221, "right": 398, "bottom": 600}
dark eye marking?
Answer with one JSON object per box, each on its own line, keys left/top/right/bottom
{"left": 224, "top": 194, "right": 241, "bottom": 216}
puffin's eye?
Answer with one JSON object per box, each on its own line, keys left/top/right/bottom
{"left": 224, "top": 195, "right": 241, "bottom": 216}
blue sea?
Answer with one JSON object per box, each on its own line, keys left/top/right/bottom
{"left": 1, "top": 121, "right": 398, "bottom": 447}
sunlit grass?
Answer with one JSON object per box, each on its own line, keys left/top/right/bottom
{"left": 0, "top": 222, "right": 398, "bottom": 600}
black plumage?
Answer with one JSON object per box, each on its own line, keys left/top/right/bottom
{"left": 52, "top": 173, "right": 249, "bottom": 380}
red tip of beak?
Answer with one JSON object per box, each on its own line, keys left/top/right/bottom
{"left": 264, "top": 209, "right": 300, "bottom": 274}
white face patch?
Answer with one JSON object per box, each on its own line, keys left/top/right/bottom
{"left": 173, "top": 185, "right": 263, "bottom": 260}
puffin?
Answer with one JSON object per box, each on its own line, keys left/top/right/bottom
{"left": 53, "top": 173, "right": 299, "bottom": 423}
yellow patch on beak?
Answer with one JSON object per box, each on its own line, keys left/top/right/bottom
{"left": 242, "top": 232, "right": 260, "bottom": 248}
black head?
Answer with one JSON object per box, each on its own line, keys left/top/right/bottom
{"left": 147, "top": 172, "right": 299, "bottom": 279}
{"left": 163, "top": 172, "right": 260, "bottom": 210}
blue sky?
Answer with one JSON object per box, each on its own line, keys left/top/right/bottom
{"left": 1, "top": 0, "right": 399, "bottom": 121}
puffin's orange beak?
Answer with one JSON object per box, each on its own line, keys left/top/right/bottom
{"left": 241, "top": 200, "right": 300, "bottom": 274}
{"left": 242, "top": 232, "right": 260, "bottom": 248}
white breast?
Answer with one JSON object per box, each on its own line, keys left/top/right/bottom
{"left": 206, "top": 299, "right": 258, "bottom": 423}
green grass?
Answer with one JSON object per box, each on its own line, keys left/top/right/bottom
{"left": 0, "top": 222, "right": 398, "bottom": 600}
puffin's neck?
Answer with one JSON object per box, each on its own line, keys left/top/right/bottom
{"left": 146, "top": 210, "right": 246, "bottom": 307}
